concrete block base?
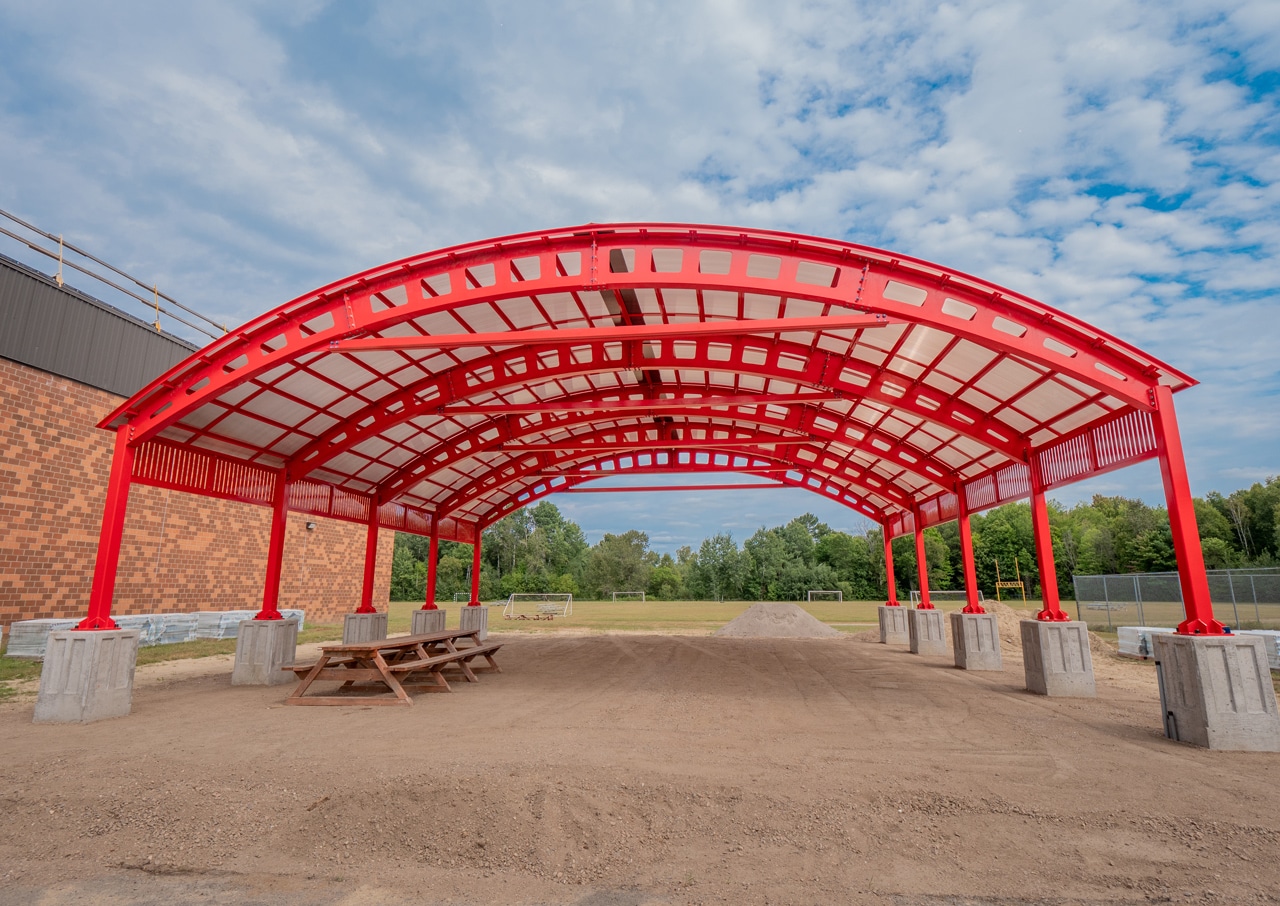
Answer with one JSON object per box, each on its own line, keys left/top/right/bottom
{"left": 459, "top": 605, "right": 489, "bottom": 641}
{"left": 1021, "top": 620, "right": 1095, "bottom": 697}
{"left": 1154, "top": 633, "right": 1280, "bottom": 751}
{"left": 33, "top": 630, "right": 141, "bottom": 723}
{"left": 907, "top": 608, "right": 947, "bottom": 656}
{"left": 411, "top": 608, "right": 447, "bottom": 635}
{"left": 878, "top": 606, "right": 910, "bottom": 645}
{"left": 343, "top": 611, "right": 388, "bottom": 645}
{"left": 232, "top": 619, "right": 297, "bottom": 686}
{"left": 950, "top": 611, "right": 1003, "bottom": 671}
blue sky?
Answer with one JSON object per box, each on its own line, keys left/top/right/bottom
{"left": 1, "top": 1, "right": 1277, "bottom": 551}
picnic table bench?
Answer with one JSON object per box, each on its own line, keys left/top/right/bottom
{"left": 284, "top": 629, "right": 503, "bottom": 706}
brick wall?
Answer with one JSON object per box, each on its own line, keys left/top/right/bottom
{"left": 0, "top": 356, "right": 394, "bottom": 638}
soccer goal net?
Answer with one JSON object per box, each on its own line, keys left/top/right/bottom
{"left": 503, "top": 593, "right": 574, "bottom": 620}
{"left": 611, "top": 591, "right": 646, "bottom": 602}
{"left": 806, "top": 590, "right": 843, "bottom": 602}
{"left": 909, "top": 589, "right": 984, "bottom": 606}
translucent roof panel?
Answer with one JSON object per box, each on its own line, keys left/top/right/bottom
{"left": 104, "top": 223, "right": 1195, "bottom": 535}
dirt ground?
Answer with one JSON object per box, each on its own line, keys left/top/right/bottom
{"left": 2, "top": 625, "right": 1279, "bottom": 906}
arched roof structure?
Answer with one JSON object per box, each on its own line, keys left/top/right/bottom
{"left": 83, "top": 223, "right": 1220, "bottom": 634}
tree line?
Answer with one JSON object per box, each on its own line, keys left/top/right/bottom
{"left": 389, "top": 476, "right": 1280, "bottom": 602}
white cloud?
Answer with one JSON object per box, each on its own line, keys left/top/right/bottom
{"left": 0, "top": 0, "right": 1277, "bottom": 535}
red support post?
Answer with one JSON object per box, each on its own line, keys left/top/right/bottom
{"left": 422, "top": 519, "right": 440, "bottom": 610}
{"left": 882, "top": 527, "right": 899, "bottom": 606}
{"left": 1030, "top": 459, "right": 1069, "bottom": 622}
{"left": 957, "top": 497, "right": 985, "bottom": 614}
{"left": 79, "top": 424, "right": 134, "bottom": 630}
{"left": 356, "top": 507, "right": 380, "bottom": 614}
{"left": 468, "top": 537, "right": 482, "bottom": 606}
{"left": 1152, "top": 385, "right": 1224, "bottom": 635}
{"left": 914, "top": 522, "right": 934, "bottom": 609}
{"left": 256, "top": 474, "right": 288, "bottom": 620}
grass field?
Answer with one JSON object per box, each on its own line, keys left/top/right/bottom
{"left": 384, "top": 597, "right": 1048, "bottom": 634}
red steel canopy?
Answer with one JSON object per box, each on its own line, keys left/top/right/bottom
{"left": 84, "top": 223, "right": 1221, "bottom": 634}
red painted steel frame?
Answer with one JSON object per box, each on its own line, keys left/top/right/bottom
{"left": 332, "top": 313, "right": 894, "bottom": 352}
{"left": 883, "top": 529, "right": 899, "bottom": 607}
{"left": 1152, "top": 385, "right": 1223, "bottom": 635}
{"left": 257, "top": 477, "right": 288, "bottom": 620}
{"left": 1029, "top": 460, "right": 1069, "bottom": 622}
{"left": 469, "top": 540, "right": 482, "bottom": 606}
{"left": 914, "top": 524, "right": 934, "bottom": 610}
{"left": 356, "top": 511, "right": 380, "bottom": 614}
{"left": 423, "top": 519, "right": 440, "bottom": 610}
{"left": 561, "top": 483, "right": 787, "bottom": 493}
{"left": 79, "top": 425, "right": 134, "bottom": 630}
{"left": 81, "top": 222, "right": 1213, "bottom": 634}
{"left": 957, "top": 497, "right": 985, "bottom": 614}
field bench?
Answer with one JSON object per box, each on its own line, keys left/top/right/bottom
{"left": 282, "top": 629, "right": 502, "bottom": 706}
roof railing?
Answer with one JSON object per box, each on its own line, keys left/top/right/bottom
{"left": 0, "top": 206, "right": 227, "bottom": 341}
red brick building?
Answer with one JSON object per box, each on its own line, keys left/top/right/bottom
{"left": 0, "top": 256, "right": 392, "bottom": 641}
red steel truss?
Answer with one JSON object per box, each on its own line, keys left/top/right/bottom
{"left": 79, "top": 223, "right": 1219, "bottom": 633}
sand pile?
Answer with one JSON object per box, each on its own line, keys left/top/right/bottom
{"left": 715, "top": 602, "right": 842, "bottom": 638}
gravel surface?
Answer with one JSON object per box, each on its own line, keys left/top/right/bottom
{"left": 714, "top": 602, "right": 843, "bottom": 638}
{"left": 1, "top": 628, "right": 1278, "bottom": 905}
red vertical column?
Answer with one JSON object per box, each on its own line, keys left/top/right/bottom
{"left": 356, "top": 504, "right": 380, "bottom": 614}
{"left": 957, "top": 496, "right": 985, "bottom": 614}
{"left": 256, "top": 473, "right": 288, "bottom": 620}
{"left": 1029, "top": 459, "right": 1068, "bottom": 622}
{"left": 882, "top": 527, "right": 899, "bottom": 606}
{"left": 79, "top": 424, "right": 134, "bottom": 630}
{"left": 1152, "top": 385, "right": 1223, "bottom": 635}
{"left": 423, "top": 518, "right": 440, "bottom": 610}
{"left": 914, "top": 521, "right": 933, "bottom": 609}
{"left": 468, "top": 536, "right": 482, "bottom": 606}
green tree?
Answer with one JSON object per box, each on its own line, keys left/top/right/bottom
{"left": 690, "top": 533, "right": 743, "bottom": 601}
{"left": 584, "top": 530, "right": 652, "bottom": 597}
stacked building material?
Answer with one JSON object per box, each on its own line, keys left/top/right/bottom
{"left": 156, "top": 613, "right": 199, "bottom": 645}
{"left": 1238, "top": 630, "right": 1280, "bottom": 669}
{"left": 4, "top": 619, "right": 78, "bottom": 658}
{"left": 7, "top": 608, "right": 309, "bottom": 658}
{"left": 1117, "top": 626, "right": 1176, "bottom": 659}
{"left": 194, "top": 610, "right": 259, "bottom": 639}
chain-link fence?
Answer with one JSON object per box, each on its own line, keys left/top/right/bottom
{"left": 1071, "top": 568, "right": 1280, "bottom": 630}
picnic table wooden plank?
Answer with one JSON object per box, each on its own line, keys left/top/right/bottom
{"left": 283, "top": 628, "right": 497, "bottom": 706}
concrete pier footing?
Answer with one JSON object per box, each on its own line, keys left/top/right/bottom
{"left": 1153, "top": 633, "right": 1280, "bottom": 751}
{"left": 878, "top": 606, "right": 910, "bottom": 645}
{"left": 459, "top": 605, "right": 489, "bottom": 641}
{"left": 33, "top": 630, "right": 141, "bottom": 723}
{"left": 1020, "top": 620, "right": 1095, "bottom": 697}
{"left": 411, "top": 608, "right": 447, "bottom": 635}
{"left": 949, "top": 611, "right": 1003, "bottom": 671}
{"left": 343, "top": 611, "right": 388, "bottom": 644}
{"left": 907, "top": 608, "right": 947, "bottom": 656}
{"left": 231, "top": 619, "right": 298, "bottom": 686}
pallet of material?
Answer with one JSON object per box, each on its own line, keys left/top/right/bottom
{"left": 5, "top": 609, "right": 306, "bottom": 659}
{"left": 1116, "top": 626, "right": 1175, "bottom": 659}
{"left": 4, "top": 619, "right": 79, "bottom": 658}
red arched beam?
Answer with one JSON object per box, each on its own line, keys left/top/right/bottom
{"left": 434, "top": 441, "right": 894, "bottom": 525}
{"left": 283, "top": 332, "right": 1030, "bottom": 486}
{"left": 374, "top": 391, "right": 961, "bottom": 508}
{"left": 106, "top": 224, "right": 1181, "bottom": 452}
{"left": 462, "top": 451, "right": 889, "bottom": 528}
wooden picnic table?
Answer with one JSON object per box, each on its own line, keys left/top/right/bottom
{"left": 284, "top": 628, "right": 502, "bottom": 706}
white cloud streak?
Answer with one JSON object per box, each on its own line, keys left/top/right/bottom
{"left": 0, "top": 0, "right": 1276, "bottom": 537}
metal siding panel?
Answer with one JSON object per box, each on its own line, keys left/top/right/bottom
{"left": 0, "top": 257, "right": 197, "bottom": 396}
